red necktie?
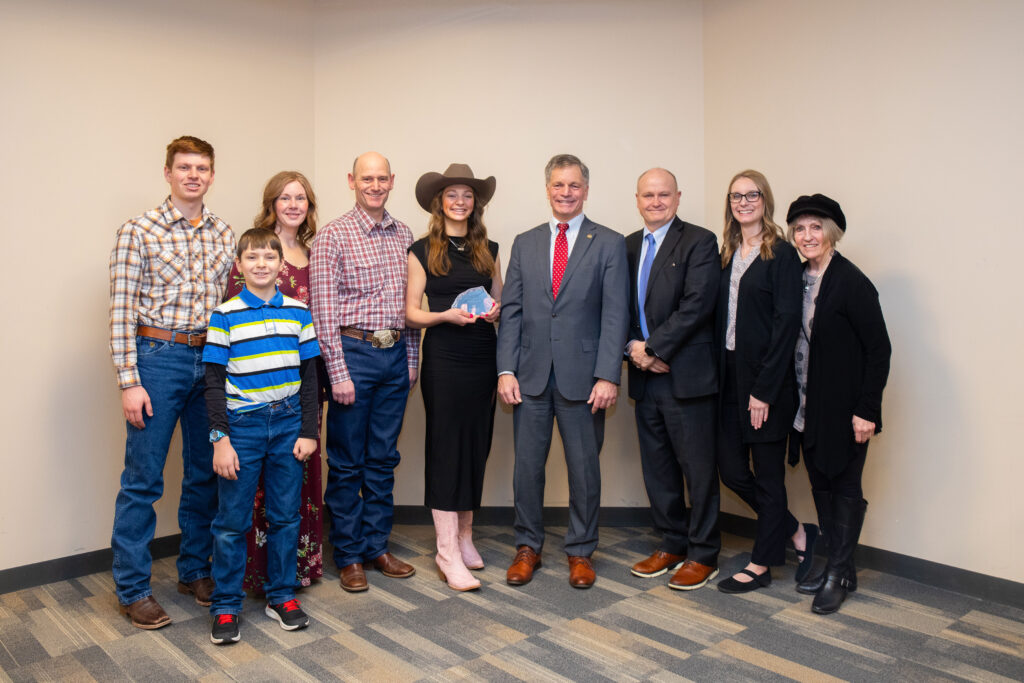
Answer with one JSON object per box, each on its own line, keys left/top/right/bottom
{"left": 552, "top": 223, "right": 569, "bottom": 299}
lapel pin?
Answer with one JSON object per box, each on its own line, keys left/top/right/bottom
{"left": 587, "top": 233, "right": 593, "bottom": 239}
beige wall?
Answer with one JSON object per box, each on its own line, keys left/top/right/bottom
{"left": 0, "top": 0, "right": 316, "bottom": 570}
{"left": 312, "top": 0, "right": 706, "bottom": 512}
{"left": 704, "top": 0, "right": 1024, "bottom": 582}
{"left": 2, "top": 0, "right": 1020, "bottom": 584}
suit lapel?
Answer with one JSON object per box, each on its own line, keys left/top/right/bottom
{"left": 558, "top": 217, "right": 596, "bottom": 296}
{"left": 530, "top": 224, "right": 555, "bottom": 303}
{"left": 644, "top": 218, "right": 684, "bottom": 301}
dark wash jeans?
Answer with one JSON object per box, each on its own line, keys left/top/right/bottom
{"left": 210, "top": 394, "right": 303, "bottom": 614}
{"left": 111, "top": 336, "right": 215, "bottom": 605}
{"left": 323, "top": 336, "right": 409, "bottom": 567}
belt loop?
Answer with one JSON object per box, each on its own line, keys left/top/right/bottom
{"left": 169, "top": 331, "right": 176, "bottom": 347}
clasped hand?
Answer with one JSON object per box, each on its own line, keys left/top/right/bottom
{"left": 628, "top": 341, "right": 669, "bottom": 374}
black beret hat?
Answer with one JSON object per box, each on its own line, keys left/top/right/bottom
{"left": 786, "top": 193, "right": 846, "bottom": 232}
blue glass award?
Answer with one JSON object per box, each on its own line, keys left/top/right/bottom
{"left": 451, "top": 286, "right": 496, "bottom": 316}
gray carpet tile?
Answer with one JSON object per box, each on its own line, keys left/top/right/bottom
{"left": 1, "top": 525, "right": 1022, "bottom": 682}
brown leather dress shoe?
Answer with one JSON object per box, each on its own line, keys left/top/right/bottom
{"left": 568, "top": 555, "right": 596, "bottom": 589}
{"left": 506, "top": 546, "right": 542, "bottom": 585}
{"left": 339, "top": 563, "right": 369, "bottom": 592}
{"left": 370, "top": 552, "right": 416, "bottom": 578}
{"left": 668, "top": 560, "right": 719, "bottom": 591}
{"left": 177, "top": 577, "right": 215, "bottom": 606}
{"left": 119, "top": 596, "right": 171, "bottom": 630}
{"left": 631, "top": 550, "right": 686, "bottom": 578}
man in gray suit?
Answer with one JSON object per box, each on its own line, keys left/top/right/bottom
{"left": 497, "top": 154, "right": 629, "bottom": 589}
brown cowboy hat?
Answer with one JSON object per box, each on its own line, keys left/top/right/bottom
{"left": 415, "top": 163, "right": 496, "bottom": 212}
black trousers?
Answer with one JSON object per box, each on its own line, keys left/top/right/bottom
{"left": 718, "top": 353, "right": 798, "bottom": 566}
{"left": 634, "top": 374, "right": 720, "bottom": 565}
{"left": 804, "top": 440, "right": 868, "bottom": 498}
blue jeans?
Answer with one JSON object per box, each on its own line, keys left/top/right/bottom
{"left": 112, "top": 336, "right": 216, "bottom": 605}
{"left": 210, "top": 394, "right": 304, "bottom": 614}
{"left": 324, "top": 336, "right": 409, "bottom": 567}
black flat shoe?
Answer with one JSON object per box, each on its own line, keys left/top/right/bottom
{"left": 794, "top": 523, "right": 819, "bottom": 583}
{"left": 718, "top": 568, "right": 772, "bottom": 594}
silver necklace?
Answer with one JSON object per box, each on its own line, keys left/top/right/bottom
{"left": 448, "top": 237, "right": 467, "bottom": 252}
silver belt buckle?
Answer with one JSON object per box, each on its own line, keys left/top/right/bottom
{"left": 371, "top": 330, "right": 396, "bottom": 349}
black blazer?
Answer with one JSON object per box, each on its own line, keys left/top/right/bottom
{"left": 626, "top": 217, "right": 719, "bottom": 401}
{"left": 716, "top": 239, "right": 802, "bottom": 443}
{"left": 801, "top": 251, "right": 891, "bottom": 475}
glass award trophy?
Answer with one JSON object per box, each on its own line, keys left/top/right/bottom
{"left": 451, "top": 286, "right": 496, "bottom": 316}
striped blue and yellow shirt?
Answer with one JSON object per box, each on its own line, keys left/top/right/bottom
{"left": 203, "top": 286, "right": 319, "bottom": 412}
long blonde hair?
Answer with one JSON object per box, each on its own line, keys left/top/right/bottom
{"left": 425, "top": 190, "right": 494, "bottom": 277}
{"left": 720, "top": 169, "right": 785, "bottom": 267}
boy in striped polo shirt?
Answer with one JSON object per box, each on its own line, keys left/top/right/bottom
{"left": 203, "top": 228, "right": 320, "bottom": 644}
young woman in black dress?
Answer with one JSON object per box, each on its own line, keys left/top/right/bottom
{"left": 406, "top": 164, "right": 502, "bottom": 591}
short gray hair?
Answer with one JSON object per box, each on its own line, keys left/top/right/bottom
{"left": 544, "top": 154, "right": 589, "bottom": 185}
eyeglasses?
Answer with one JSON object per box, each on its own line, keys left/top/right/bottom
{"left": 728, "top": 191, "right": 762, "bottom": 203}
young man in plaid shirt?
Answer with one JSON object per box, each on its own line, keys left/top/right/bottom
{"left": 108, "top": 135, "right": 235, "bottom": 629}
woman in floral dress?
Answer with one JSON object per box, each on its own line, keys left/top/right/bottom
{"left": 224, "top": 170, "right": 324, "bottom": 592}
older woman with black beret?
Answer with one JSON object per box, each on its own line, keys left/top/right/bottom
{"left": 787, "top": 194, "right": 891, "bottom": 614}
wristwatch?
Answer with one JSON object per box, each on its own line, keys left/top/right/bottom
{"left": 645, "top": 345, "right": 657, "bottom": 358}
{"left": 209, "top": 429, "right": 227, "bottom": 443}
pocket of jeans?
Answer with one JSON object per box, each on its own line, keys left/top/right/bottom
{"left": 136, "top": 336, "right": 169, "bottom": 356}
{"left": 227, "top": 409, "right": 249, "bottom": 427}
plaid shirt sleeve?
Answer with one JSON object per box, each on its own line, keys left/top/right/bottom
{"left": 404, "top": 326, "right": 420, "bottom": 371}
{"left": 310, "top": 224, "right": 349, "bottom": 384}
{"left": 397, "top": 223, "right": 420, "bottom": 371}
{"left": 109, "top": 222, "right": 144, "bottom": 389}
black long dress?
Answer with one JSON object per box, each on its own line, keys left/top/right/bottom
{"left": 409, "top": 238, "right": 498, "bottom": 510}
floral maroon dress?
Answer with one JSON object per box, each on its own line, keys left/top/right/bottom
{"left": 224, "top": 259, "right": 323, "bottom": 592}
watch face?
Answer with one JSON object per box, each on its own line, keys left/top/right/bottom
{"left": 209, "top": 429, "right": 225, "bottom": 443}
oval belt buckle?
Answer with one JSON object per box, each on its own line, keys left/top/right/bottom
{"left": 371, "top": 330, "right": 396, "bottom": 349}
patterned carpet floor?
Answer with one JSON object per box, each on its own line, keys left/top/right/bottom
{"left": 2, "top": 524, "right": 1022, "bottom": 682}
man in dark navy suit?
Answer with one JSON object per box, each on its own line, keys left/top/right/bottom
{"left": 625, "top": 168, "right": 721, "bottom": 590}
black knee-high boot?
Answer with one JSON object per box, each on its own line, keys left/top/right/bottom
{"left": 812, "top": 496, "right": 866, "bottom": 614}
{"left": 797, "top": 490, "right": 831, "bottom": 594}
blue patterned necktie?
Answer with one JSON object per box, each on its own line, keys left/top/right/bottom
{"left": 638, "top": 233, "right": 656, "bottom": 339}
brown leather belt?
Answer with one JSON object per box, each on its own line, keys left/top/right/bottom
{"left": 340, "top": 326, "right": 401, "bottom": 349}
{"left": 136, "top": 325, "right": 207, "bottom": 347}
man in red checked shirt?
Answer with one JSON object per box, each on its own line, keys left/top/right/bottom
{"left": 309, "top": 151, "right": 421, "bottom": 593}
